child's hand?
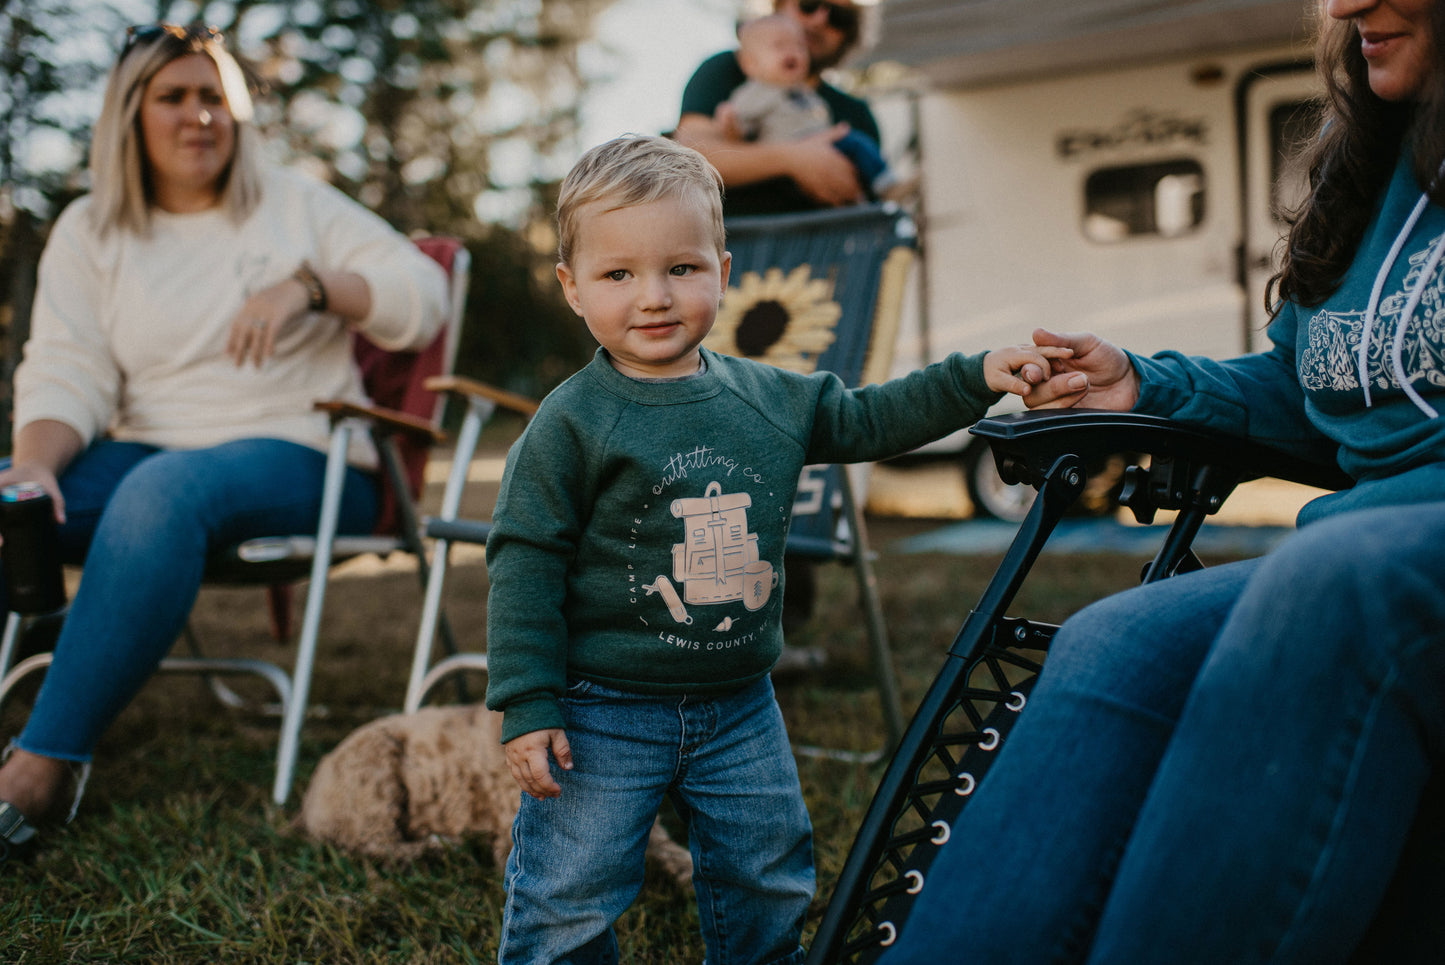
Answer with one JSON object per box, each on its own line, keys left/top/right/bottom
{"left": 504, "top": 728, "right": 573, "bottom": 800}
{"left": 983, "top": 343, "right": 1079, "bottom": 398}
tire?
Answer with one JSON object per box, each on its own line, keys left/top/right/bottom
{"left": 963, "top": 442, "right": 1036, "bottom": 523}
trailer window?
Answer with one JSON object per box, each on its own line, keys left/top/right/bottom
{"left": 1270, "top": 100, "right": 1321, "bottom": 223}
{"left": 1082, "top": 159, "right": 1205, "bottom": 242}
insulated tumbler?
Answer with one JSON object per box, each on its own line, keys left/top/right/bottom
{"left": 0, "top": 482, "right": 67, "bottom": 614}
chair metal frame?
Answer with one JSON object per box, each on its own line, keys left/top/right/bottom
{"left": 0, "top": 237, "right": 471, "bottom": 806}
{"left": 805, "top": 408, "right": 1352, "bottom": 963}
{"left": 404, "top": 376, "right": 538, "bottom": 714}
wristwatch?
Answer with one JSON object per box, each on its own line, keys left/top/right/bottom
{"left": 293, "top": 260, "right": 328, "bottom": 312}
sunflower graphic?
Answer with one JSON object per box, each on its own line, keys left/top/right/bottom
{"left": 706, "top": 265, "right": 842, "bottom": 374}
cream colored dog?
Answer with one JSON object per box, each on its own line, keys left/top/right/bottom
{"left": 298, "top": 704, "right": 694, "bottom": 886}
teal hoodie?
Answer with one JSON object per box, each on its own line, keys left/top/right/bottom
{"left": 1131, "top": 148, "right": 1445, "bottom": 525}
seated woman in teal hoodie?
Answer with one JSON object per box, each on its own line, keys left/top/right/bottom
{"left": 881, "top": 0, "right": 1445, "bottom": 963}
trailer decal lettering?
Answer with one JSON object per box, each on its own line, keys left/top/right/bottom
{"left": 1057, "top": 109, "right": 1208, "bottom": 159}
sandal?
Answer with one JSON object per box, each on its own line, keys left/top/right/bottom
{"left": 0, "top": 801, "right": 39, "bottom": 863}
{"left": 0, "top": 742, "right": 91, "bottom": 864}
{"left": 1, "top": 741, "right": 91, "bottom": 825}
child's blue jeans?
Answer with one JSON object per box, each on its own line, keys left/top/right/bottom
{"left": 7, "top": 437, "right": 378, "bottom": 761}
{"left": 499, "top": 676, "right": 813, "bottom": 965}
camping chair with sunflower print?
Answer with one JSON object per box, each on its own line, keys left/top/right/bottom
{"left": 704, "top": 201, "right": 917, "bottom": 763}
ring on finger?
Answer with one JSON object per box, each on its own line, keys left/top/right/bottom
{"left": 250, "top": 317, "right": 266, "bottom": 330}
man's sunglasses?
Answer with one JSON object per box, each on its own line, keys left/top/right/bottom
{"left": 120, "top": 23, "right": 225, "bottom": 60}
{"left": 796, "top": 0, "right": 860, "bottom": 33}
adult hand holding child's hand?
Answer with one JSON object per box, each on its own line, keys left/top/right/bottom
{"left": 1024, "top": 328, "right": 1140, "bottom": 411}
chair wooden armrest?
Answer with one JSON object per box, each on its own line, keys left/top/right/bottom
{"left": 313, "top": 399, "right": 447, "bottom": 446}
{"left": 424, "top": 374, "right": 540, "bottom": 418}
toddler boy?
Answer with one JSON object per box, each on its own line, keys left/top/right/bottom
{"left": 486, "top": 133, "right": 1070, "bottom": 964}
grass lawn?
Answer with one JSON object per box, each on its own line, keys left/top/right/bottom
{"left": 0, "top": 437, "right": 1190, "bottom": 963}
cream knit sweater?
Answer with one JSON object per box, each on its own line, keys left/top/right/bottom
{"left": 16, "top": 165, "right": 449, "bottom": 468}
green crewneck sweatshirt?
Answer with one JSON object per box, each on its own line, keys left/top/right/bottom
{"left": 485, "top": 346, "right": 1000, "bottom": 741}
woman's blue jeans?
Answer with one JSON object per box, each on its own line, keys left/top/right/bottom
{"left": 499, "top": 676, "right": 814, "bottom": 965}
{"left": 8, "top": 438, "right": 378, "bottom": 762}
{"left": 881, "top": 502, "right": 1445, "bottom": 965}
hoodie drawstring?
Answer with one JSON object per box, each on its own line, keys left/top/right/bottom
{"left": 1357, "top": 166, "right": 1445, "bottom": 419}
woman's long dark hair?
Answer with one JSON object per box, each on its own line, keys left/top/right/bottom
{"left": 1270, "top": 3, "right": 1445, "bottom": 314}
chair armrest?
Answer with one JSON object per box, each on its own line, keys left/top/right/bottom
{"left": 313, "top": 400, "right": 446, "bottom": 446}
{"left": 424, "top": 517, "right": 493, "bottom": 544}
{"left": 971, "top": 410, "right": 1353, "bottom": 502}
{"left": 424, "top": 375, "right": 540, "bottom": 418}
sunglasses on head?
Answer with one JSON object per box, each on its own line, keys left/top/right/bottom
{"left": 796, "top": 0, "right": 860, "bottom": 33}
{"left": 120, "top": 22, "right": 224, "bottom": 60}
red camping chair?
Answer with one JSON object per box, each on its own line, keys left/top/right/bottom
{"left": 0, "top": 236, "right": 470, "bottom": 806}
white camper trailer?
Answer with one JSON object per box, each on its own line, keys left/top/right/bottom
{"left": 860, "top": 0, "right": 1321, "bottom": 518}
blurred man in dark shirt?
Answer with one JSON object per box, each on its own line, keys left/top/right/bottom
{"left": 675, "top": 0, "right": 879, "bottom": 217}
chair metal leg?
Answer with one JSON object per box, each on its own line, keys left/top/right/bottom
{"left": 0, "top": 652, "right": 54, "bottom": 707}
{"left": 0, "top": 611, "right": 23, "bottom": 683}
{"left": 841, "top": 470, "right": 906, "bottom": 749}
{"left": 375, "top": 432, "right": 462, "bottom": 685}
{"left": 404, "top": 393, "right": 493, "bottom": 713}
{"left": 175, "top": 621, "right": 282, "bottom": 713}
{"left": 791, "top": 471, "right": 907, "bottom": 765}
{"left": 409, "top": 652, "right": 491, "bottom": 712}
{"left": 0, "top": 608, "right": 66, "bottom": 708}
{"left": 270, "top": 420, "right": 353, "bottom": 806}
{"left": 806, "top": 453, "right": 1086, "bottom": 964}
{"left": 0, "top": 613, "right": 292, "bottom": 733}
{"left": 405, "top": 536, "right": 453, "bottom": 713}
{"left": 157, "top": 656, "right": 293, "bottom": 709}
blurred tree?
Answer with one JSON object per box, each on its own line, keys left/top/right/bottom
{"left": 0, "top": 0, "right": 609, "bottom": 449}
{"left": 0, "top": 1, "right": 111, "bottom": 447}
{"left": 233, "top": 0, "right": 606, "bottom": 401}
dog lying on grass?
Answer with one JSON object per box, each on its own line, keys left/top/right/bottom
{"left": 297, "top": 703, "right": 694, "bottom": 886}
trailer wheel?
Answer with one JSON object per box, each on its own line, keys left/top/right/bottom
{"left": 963, "top": 443, "right": 1036, "bottom": 522}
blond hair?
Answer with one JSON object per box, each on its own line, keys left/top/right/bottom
{"left": 556, "top": 135, "right": 725, "bottom": 266}
{"left": 88, "top": 26, "right": 263, "bottom": 237}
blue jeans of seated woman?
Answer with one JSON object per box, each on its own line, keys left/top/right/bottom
{"left": 9, "top": 437, "right": 378, "bottom": 762}
{"left": 880, "top": 502, "right": 1445, "bottom": 965}
{"left": 499, "top": 676, "right": 814, "bottom": 965}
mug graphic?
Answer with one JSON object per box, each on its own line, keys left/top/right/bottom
{"left": 742, "top": 560, "right": 777, "bottom": 611}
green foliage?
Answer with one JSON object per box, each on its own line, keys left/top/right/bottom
{"left": 0, "top": 0, "right": 612, "bottom": 449}
{"left": 453, "top": 228, "right": 595, "bottom": 400}
{"left": 0, "top": 2, "right": 125, "bottom": 449}
{"left": 228, "top": 0, "right": 608, "bottom": 236}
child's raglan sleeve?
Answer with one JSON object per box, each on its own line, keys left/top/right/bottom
{"left": 805, "top": 351, "right": 1002, "bottom": 463}
{"left": 484, "top": 408, "right": 586, "bottom": 743}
